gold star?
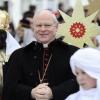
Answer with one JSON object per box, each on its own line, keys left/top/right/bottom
{"left": 57, "top": 0, "right": 100, "bottom": 48}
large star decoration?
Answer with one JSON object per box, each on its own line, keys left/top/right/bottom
{"left": 85, "top": 0, "right": 100, "bottom": 15}
{"left": 57, "top": 0, "right": 100, "bottom": 48}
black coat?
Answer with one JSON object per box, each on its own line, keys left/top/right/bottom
{"left": 3, "top": 39, "right": 79, "bottom": 100}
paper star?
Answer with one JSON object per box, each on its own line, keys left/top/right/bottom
{"left": 57, "top": 0, "right": 100, "bottom": 48}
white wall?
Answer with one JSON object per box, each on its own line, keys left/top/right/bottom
{"left": 70, "top": 0, "right": 89, "bottom": 8}
{"left": 0, "top": 0, "right": 3, "bottom": 6}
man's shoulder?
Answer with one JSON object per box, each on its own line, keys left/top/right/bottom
{"left": 56, "top": 39, "right": 79, "bottom": 50}
{"left": 10, "top": 41, "right": 42, "bottom": 56}
{"left": 55, "top": 40, "right": 79, "bottom": 57}
{"left": 9, "top": 42, "right": 33, "bottom": 55}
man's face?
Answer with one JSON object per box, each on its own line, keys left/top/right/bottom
{"left": 32, "top": 13, "right": 58, "bottom": 44}
{"left": 75, "top": 67, "right": 96, "bottom": 90}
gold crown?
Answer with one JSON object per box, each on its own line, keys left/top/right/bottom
{"left": 0, "top": 10, "right": 10, "bottom": 30}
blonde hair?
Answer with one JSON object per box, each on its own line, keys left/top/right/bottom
{"left": 0, "top": 10, "right": 10, "bottom": 30}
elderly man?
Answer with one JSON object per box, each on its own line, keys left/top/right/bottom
{"left": 3, "top": 10, "right": 79, "bottom": 100}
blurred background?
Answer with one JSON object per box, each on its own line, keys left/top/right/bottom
{"left": 1, "top": 0, "right": 100, "bottom": 48}
{"left": 0, "top": 0, "right": 89, "bottom": 28}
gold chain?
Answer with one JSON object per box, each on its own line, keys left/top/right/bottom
{"left": 38, "top": 54, "right": 52, "bottom": 84}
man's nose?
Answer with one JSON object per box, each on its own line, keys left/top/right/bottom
{"left": 41, "top": 25, "right": 46, "bottom": 31}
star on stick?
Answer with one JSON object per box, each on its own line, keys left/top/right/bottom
{"left": 57, "top": 0, "right": 100, "bottom": 48}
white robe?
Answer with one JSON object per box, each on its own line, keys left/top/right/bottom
{"left": 6, "top": 32, "right": 20, "bottom": 55}
{"left": 65, "top": 88, "right": 98, "bottom": 100}
{"left": 67, "top": 47, "right": 100, "bottom": 100}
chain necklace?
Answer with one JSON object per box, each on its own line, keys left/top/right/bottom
{"left": 38, "top": 54, "right": 52, "bottom": 84}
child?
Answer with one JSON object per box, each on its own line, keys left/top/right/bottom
{"left": 0, "top": 10, "right": 20, "bottom": 100}
{"left": 65, "top": 47, "right": 100, "bottom": 100}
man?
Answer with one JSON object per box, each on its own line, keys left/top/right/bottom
{"left": 3, "top": 10, "right": 79, "bottom": 100}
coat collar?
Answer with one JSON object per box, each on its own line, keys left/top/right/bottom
{"left": 24, "top": 38, "right": 68, "bottom": 52}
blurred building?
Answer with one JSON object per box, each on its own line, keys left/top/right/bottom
{"left": 0, "top": 0, "right": 88, "bottom": 28}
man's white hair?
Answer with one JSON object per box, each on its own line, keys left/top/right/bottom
{"left": 33, "top": 9, "right": 58, "bottom": 25}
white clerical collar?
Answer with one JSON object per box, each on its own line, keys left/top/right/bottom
{"left": 43, "top": 43, "right": 48, "bottom": 48}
